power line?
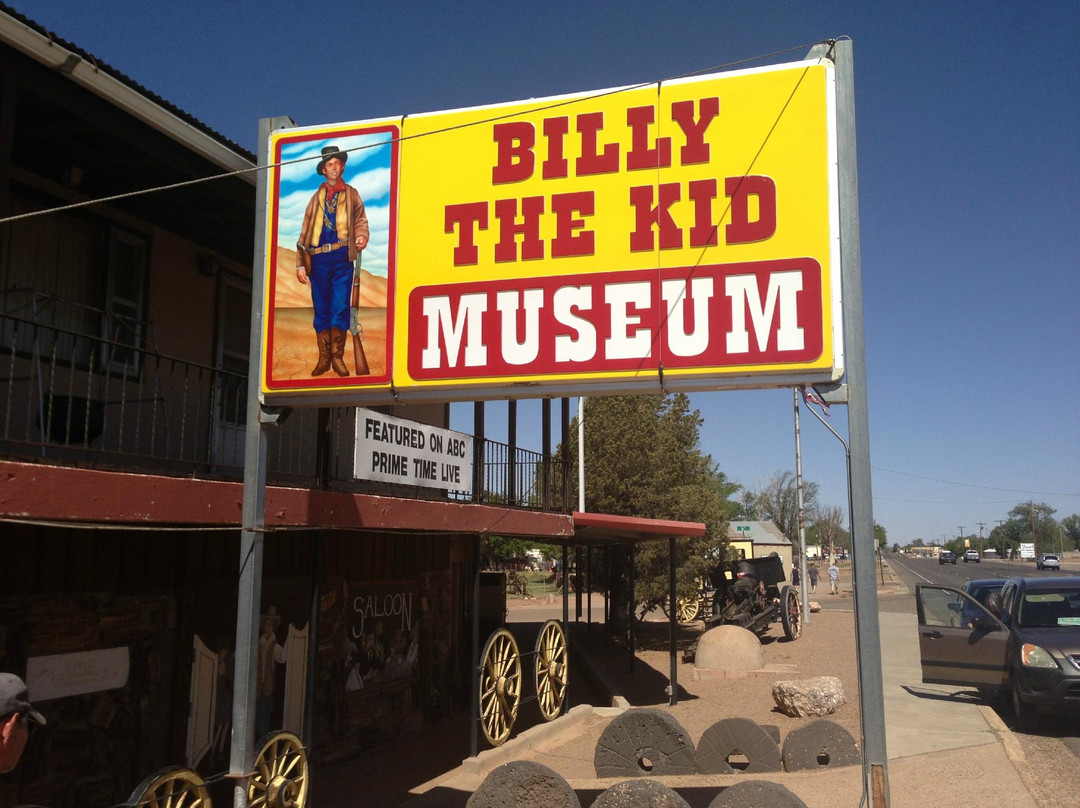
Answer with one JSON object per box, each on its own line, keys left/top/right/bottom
{"left": 0, "top": 41, "right": 827, "bottom": 226}
{"left": 871, "top": 465, "right": 1078, "bottom": 498}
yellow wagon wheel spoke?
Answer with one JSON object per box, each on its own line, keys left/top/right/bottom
{"left": 478, "top": 628, "right": 521, "bottom": 746}
{"left": 677, "top": 596, "right": 700, "bottom": 622}
{"left": 125, "top": 767, "right": 210, "bottom": 808}
{"left": 248, "top": 731, "right": 309, "bottom": 808}
{"left": 534, "top": 620, "right": 568, "bottom": 721}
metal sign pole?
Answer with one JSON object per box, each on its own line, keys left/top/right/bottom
{"left": 231, "top": 115, "right": 294, "bottom": 808}
{"left": 833, "top": 40, "right": 890, "bottom": 807}
{"left": 793, "top": 389, "right": 810, "bottom": 623}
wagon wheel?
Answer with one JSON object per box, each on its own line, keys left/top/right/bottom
{"left": 676, "top": 596, "right": 701, "bottom": 622}
{"left": 126, "top": 766, "right": 210, "bottom": 808}
{"left": 534, "top": 619, "right": 568, "bottom": 721}
{"left": 780, "top": 584, "right": 802, "bottom": 641}
{"left": 479, "top": 628, "right": 522, "bottom": 746}
{"left": 248, "top": 731, "right": 309, "bottom": 808}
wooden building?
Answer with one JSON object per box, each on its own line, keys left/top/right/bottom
{"left": 0, "top": 7, "right": 587, "bottom": 806}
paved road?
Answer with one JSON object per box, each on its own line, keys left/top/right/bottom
{"left": 885, "top": 553, "right": 1080, "bottom": 803}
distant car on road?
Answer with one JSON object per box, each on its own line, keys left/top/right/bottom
{"left": 964, "top": 549, "right": 981, "bottom": 563}
{"left": 1036, "top": 554, "right": 1060, "bottom": 571}
{"left": 939, "top": 550, "right": 957, "bottom": 565}
{"left": 916, "top": 576, "right": 1080, "bottom": 729}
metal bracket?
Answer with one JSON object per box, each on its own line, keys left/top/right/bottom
{"left": 806, "top": 40, "right": 837, "bottom": 62}
{"left": 813, "top": 382, "right": 849, "bottom": 404}
{"left": 258, "top": 405, "right": 291, "bottom": 426}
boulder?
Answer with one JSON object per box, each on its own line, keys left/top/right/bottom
{"left": 771, "top": 676, "right": 846, "bottom": 718}
{"left": 466, "top": 761, "right": 581, "bottom": 808}
{"left": 591, "top": 779, "right": 691, "bottom": 808}
{"left": 694, "top": 625, "right": 763, "bottom": 672}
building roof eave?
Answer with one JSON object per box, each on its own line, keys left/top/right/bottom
{"left": 0, "top": 5, "right": 256, "bottom": 178}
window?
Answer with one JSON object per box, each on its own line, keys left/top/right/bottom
{"left": 1, "top": 195, "right": 148, "bottom": 372}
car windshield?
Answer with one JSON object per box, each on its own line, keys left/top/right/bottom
{"left": 1017, "top": 588, "right": 1080, "bottom": 628}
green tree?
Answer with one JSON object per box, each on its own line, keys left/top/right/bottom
{"left": 1061, "top": 514, "right": 1080, "bottom": 551}
{"left": 1003, "top": 501, "right": 1057, "bottom": 553}
{"left": 565, "top": 394, "right": 734, "bottom": 619}
{"left": 874, "top": 522, "right": 888, "bottom": 551}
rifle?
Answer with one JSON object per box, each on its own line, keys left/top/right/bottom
{"left": 350, "top": 254, "right": 371, "bottom": 376}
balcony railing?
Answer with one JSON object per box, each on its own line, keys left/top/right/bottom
{"left": 0, "top": 310, "right": 570, "bottom": 512}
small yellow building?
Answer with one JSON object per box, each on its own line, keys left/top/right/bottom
{"left": 727, "top": 521, "right": 794, "bottom": 581}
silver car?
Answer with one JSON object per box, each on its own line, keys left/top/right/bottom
{"left": 1037, "top": 554, "right": 1060, "bottom": 571}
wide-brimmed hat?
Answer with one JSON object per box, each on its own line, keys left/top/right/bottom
{"left": 0, "top": 673, "right": 46, "bottom": 725}
{"left": 316, "top": 145, "right": 348, "bottom": 175}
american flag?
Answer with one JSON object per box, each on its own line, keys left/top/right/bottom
{"left": 803, "top": 387, "right": 830, "bottom": 416}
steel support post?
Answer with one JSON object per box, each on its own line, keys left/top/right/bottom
{"left": 794, "top": 390, "right": 811, "bottom": 623}
{"left": 628, "top": 545, "right": 636, "bottom": 673}
{"left": 834, "top": 39, "right": 890, "bottom": 807}
{"left": 231, "top": 114, "right": 294, "bottom": 808}
{"left": 668, "top": 536, "right": 678, "bottom": 706}
{"left": 470, "top": 534, "right": 481, "bottom": 757}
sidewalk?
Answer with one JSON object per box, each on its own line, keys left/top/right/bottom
{"left": 400, "top": 562, "right": 1039, "bottom": 807}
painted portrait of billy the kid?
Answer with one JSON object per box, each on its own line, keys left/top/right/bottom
{"left": 268, "top": 127, "right": 397, "bottom": 388}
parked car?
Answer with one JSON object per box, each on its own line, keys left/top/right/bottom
{"left": 1036, "top": 554, "right": 1060, "bottom": 571}
{"left": 964, "top": 549, "right": 981, "bottom": 563}
{"left": 959, "top": 578, "right": 1007, "bottom": 626}
{"left": 939, "top": 550, "right": 957, "bottom": 565}
{"left": 962, "top": 578, "right": 1007, "bottom": 606}
{"left": 915, "top": 576, "right": 1080, "bottom": 729}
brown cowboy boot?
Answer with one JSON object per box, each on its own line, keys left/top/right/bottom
{"left": 311, "top": 330, "right": 332, "bottom": 376}
{"left": 329, "top": 328, "right": 349, "bottom": 376}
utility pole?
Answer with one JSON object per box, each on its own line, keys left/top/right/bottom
{"left": 957, "top": 526, "right": 965, "bottom": 549}
{"left": 1029, "top": 502, "right": 1039, "bottom": 552}
{"left": 976, "top": 522, "right": 986, "bottom": 556}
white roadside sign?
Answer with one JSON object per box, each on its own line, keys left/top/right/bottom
{"left": 354, "top": 409, "right": 472, "bottom": 492}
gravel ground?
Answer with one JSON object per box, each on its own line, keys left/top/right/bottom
{"left": 570, "top": 605, "right": 863, "bottom": 756}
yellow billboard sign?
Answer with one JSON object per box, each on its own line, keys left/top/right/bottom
{"left": 261, "top": 59, "right": 841, "bottom": 404}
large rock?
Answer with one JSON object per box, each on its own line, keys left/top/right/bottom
{"left": 695, "top": 625, "right": 763, "bottom": 672}
{"left": 771, "top": 676, "right": 846, "bottom": 717}
{"left": 594, "top": 708, "right": 697, "bottom": 778}
{"left": 466, "top": 761, "right": 581, "bottom": 808}
{"left": 781, "top": 719, "right": 860, "bottom": 772}
{"left": 591, "top": 779, "right": 691, "bottom": 808}
{"left": 707, "top": 780, "right": 808, "bottom": 808}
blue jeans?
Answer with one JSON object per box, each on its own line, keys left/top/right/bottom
{"left": 309, "top": 247, "right": 352, "bottom": 332}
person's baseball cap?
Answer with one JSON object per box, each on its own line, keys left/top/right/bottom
{"left": 0, "top": 673, "right": 46, "bottom": 725}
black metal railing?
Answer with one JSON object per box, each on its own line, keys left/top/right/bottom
{"left": 0, "top": 310, "right": 570, "bottom": 510}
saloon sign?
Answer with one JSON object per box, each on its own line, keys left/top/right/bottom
{"left": 261, "top": 58, "right": 842, "bottom": 404}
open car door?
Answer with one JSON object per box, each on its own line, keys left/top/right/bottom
{"left": 915, "top": 584, "right": 1009, "bottom": 690}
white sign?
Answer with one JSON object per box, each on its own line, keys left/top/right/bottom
{"left": 1020, "top": 543, "right": 1036, "bottom": 559}
{"left": 26, "top": 647, "right": 130, "bottom": 701}
{"left": 354, "top": 409, "right": 472, "bottom": 492}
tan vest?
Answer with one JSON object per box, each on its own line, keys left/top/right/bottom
{"left": 306, "top": 186, "right": 352, "bottom": 247}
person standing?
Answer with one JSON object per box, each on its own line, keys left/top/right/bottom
{"left": 791, "top": 563, "right": 801, "bottom": 587}
{"left": 808, "top": 563, "right": 819, "bottom": 594}
{"left": 296, "top": 145, "right": 370, "bottom": 377}
{"left": 828, "top": 561, "right": 840, "bottom": 595}
{"left": 0, "top": 673, "right": 45, "bottom": 773}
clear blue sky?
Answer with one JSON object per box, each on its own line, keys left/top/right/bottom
{"left": 19, "top": 0, "right": 1078, "bottom": 545}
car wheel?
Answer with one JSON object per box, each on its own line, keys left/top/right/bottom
{"left": 1011, "top": 676, "right": 1035, "bottom": 732}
